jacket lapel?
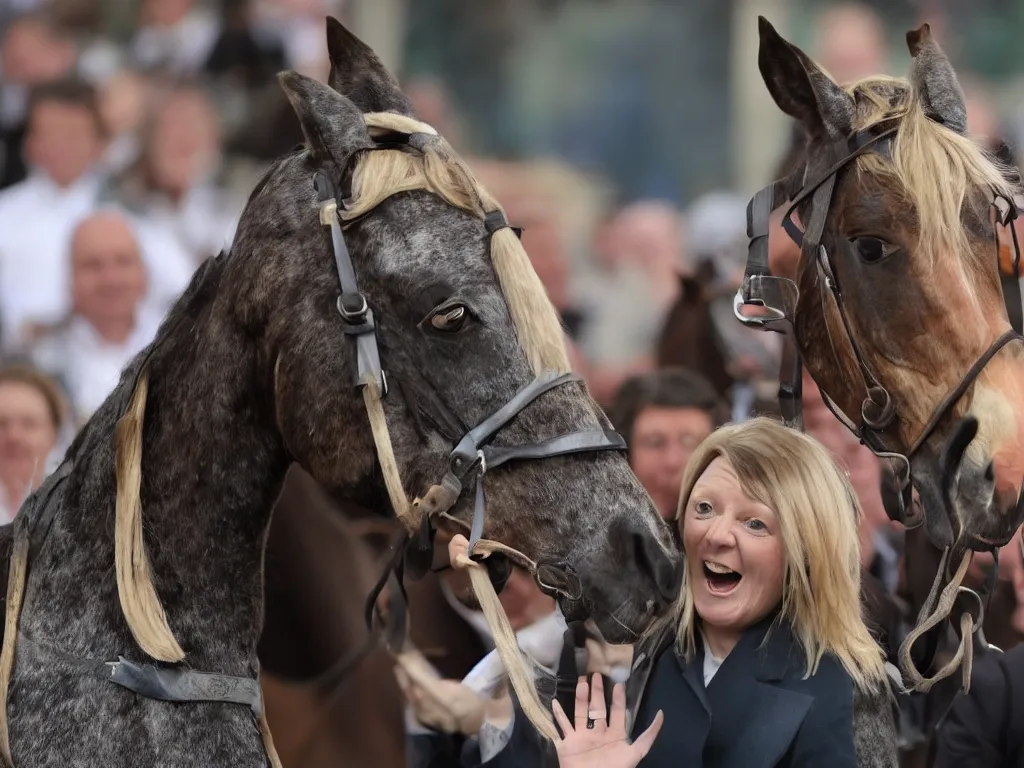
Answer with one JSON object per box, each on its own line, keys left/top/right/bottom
{"left": 623, "top": 626, "right": 674, "bottom": 734}
{"left": 708, "top": 616, "right": 815, "bottom": 768}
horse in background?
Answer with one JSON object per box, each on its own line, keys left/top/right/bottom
{"left": 0, "top": 16, "right": 681, "bottom": 766}
{"left": 257, "top": 465, "right": 490, "bottom": 768}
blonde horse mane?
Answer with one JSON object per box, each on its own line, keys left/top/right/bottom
{"left": 349, "top": 112, "right": 571, "bottom": 377}
{"left": 847, "top": 75, "right": 1019, "bottom": 305}
{"left": 114, "top": 372, "right": 184, "bottom": 662}
{"left": 112, "top": 111, "right": 566, "bottom": 738}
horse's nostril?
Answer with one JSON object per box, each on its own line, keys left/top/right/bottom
{"left": 632, "top": 532, "right": 681, "bottom": 605}
{"left": 985, "top": 461, "right": 995, "bottom": 483}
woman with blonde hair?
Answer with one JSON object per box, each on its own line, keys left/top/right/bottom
{"left": 446, "top": 416, "right": 899, "bottom": 767}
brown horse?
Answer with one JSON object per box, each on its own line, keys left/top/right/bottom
{"left": 256, "top": 467, "right": 491, "bottom": 767}
{"left": 740, "top": 19, "right": 1024, "bottom": 750}
{"left": 752, "top": 18, "right": 1024, "bottom": 560}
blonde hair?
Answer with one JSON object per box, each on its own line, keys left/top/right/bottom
{"left": 672, "top": 417, "right": 887, "bottom": 692}
{"left": 846, "top": 75, "right": 1019, "bottom": 301}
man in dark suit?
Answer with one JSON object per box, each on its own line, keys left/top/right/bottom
{"left": 932, "top": 642, "right": 1024, "bottom": 768}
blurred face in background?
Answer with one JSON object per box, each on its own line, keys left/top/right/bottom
{"left": 0, "top": 380, "right": 58, "bottom": 499}
{"left": 140, "top": 0, "right": 195, "bottom": 27}
{"left": 601, "top": 201, "right": 685, "bottom": 274}
{"left": 70, "top": 213, "right": 148, "bottom": 332}
{"left": 100, "top": 71, "right": 149, "bottom": 139}
{"left": 1, "top": 19, "right": 75, "bottom": 86}
{"left": 26, "top": 99, "right": 103, "bottom": 187}
{"left": 147, "top": 89, "right": 220, "bottom": 198}
{"left": 814, "top": 4, "right": 887, "bottom": 85}
{"left": 506, "top": 197, "right": 569, "bottom": 311}
{"left": 631, "top": 405, "right": 714, "bottom": 520}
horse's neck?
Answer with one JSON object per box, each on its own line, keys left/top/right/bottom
{"left": 23, "top": 311, "right": 291, "bottom": 676}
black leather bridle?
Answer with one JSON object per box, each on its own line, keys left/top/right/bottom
{"left": 306, "top": 138, "right": 628, "bottom": 649}
{"left": 736, "top": 120, "right": 1024, "bottom": 531}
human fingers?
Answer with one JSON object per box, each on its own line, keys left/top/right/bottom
{"left": 448, "top": 534, "right": 471, "bottom": 569}
{"left": 573, "top": 677, "right": 589, "bottom": 732}
{"left": 609, "top": 682, "right": 627, "bottom": 733}
{"left": 551, "top": 698, "right": 571, "bottom": 741}
{"left": 631, "top": 710, "right": 664, "bottom": 759}
{"left": 588, "top": 674, "right": 607, "bottom": 732}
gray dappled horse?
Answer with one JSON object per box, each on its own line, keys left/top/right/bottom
{"left": 0, "top": 18, "right": 679, "bottom": 767}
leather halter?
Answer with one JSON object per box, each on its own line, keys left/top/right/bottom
{"left": 736, "top": 122, "right": 1024, "bottom": 529}
{"left": 307, "top": 140, "right": 628, "bottom": 648}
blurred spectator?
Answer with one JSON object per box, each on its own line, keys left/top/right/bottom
{"left": 105, "top": 81, "right": 241, "bottom": 265}
{"left": 0, "top": 364, "right": 66, "bottom": 523}
{"left": 0, "top": 77, "right": 108, "bottom": 351}
{"left": 26, "top": 209, "right": 161, "bottom": 424}
{"left": 128, "top": 0, "right": 221, "bottom": 76}
{"left": 657, "top": 191, "right": 782, "bottom": 420}
{"left": 96, "top": 67, "right": 149, "bottom": 175}
{"left": 502, "top": 193, "right": 585, "bottom": 340}
{"left": 251, "top": 0, "right": 342, "bottom": 76}
{"left": 812, "top": 2, "right": 888, "bottom": 85}
{"left": 0, "top": 13, "right": 79, "bottom": 189}
{"left": 403, "top": 536, "right": 565, "bottom": 764}
{"left": 608, "top": 367, "right": 724, "bottom": 524}
{"left": 577, "top": 199, "right": 685, "bottom": 404}
{"left": 205, "top": 0, "right": 287, "bottom": 90}
{"left": 932, "top": 641, "right": 1024, "bottom": 768}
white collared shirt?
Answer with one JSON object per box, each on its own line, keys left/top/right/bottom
{"left": 0, "top": 172, "right": 103, "bottom": 350}
{"left": 31, "top": 307, "right": 163, "bottom": 423}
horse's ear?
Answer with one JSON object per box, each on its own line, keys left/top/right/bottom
{"left": 326, "top": 16, "right": 415, "bottom": 116}
{"left": 756, "top": 16, "right": 853, "bottom": 141}
{"left": 278, "top": 71, "right": 374, "bottom": 166}
{"left": 907, "top": 23, "right": 968, "bottom": 134}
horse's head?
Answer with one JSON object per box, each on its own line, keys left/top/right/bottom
{"left": 229, "top": 19, "right": 680, "bottom": 642}
{"left": 755, "top": 18, "right": 1024, "bottom": 556}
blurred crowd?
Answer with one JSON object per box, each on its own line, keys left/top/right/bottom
{"left": 0, "top": 0, "right": 354, "bottom": 516}
{"left": 0, "top": 3, "right": 1022, "bottom": 758}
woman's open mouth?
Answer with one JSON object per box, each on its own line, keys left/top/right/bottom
{"left": 703, "top": 560, "right": 742, "bottom": 594}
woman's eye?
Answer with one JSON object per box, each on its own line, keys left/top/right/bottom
{"left": 695, "top": 500, "right": 713, "bottom": 516}
{"left": 745, "top": 518, "right": 767, "bottom": 533}
{"left": 851, "top": 236, "right": 898, "bottom": 263}
{"left": 429, "top": 305, "right": 468, "bottom": 332}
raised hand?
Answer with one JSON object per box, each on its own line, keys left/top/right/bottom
{"left": 551, "top": 674, "right": 663, "bottom": 768}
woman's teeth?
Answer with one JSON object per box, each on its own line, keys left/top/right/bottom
{"left": 704, "top": 561, "right": 736, "bottom": 574}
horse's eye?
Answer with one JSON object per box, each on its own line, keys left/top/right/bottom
{"left": 852, "top": 236, "right": 898, "bottom": 263}
{"left": 429, "top": 305, "right": 468, "bottom": 332}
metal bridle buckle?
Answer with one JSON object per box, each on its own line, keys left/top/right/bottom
{"left": 732, "top": 288, "right": 787, "bottom": 329}
{"left": 476, "top": 449, "right": 487, "bottom": 477}
{"left": 337, "top": 293, "right": 368, "bottom": 322}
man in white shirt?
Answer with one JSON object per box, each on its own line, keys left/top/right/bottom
{"left": 25, "top": 210, "right": 163, "bottom": 425}
{"left": 0, "top": 78, "right": 107, "bottom": 352}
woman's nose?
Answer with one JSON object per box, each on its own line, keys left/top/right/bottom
{"left": 704, "top": 516, "right": 736, "bottom": 548}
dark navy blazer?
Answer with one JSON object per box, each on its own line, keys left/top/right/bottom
{"left": 407, "top": 613, "right": 896, "bottom": 767}
{"left": 628, "top": 614, "right": 861, "bottom": 767}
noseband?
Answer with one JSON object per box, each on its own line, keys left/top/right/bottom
{"left": 736, "top": 121, "right": 1024, "bottom": 530}
{"left": 308, "top": 139, "right": 627, "bottom": 646}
